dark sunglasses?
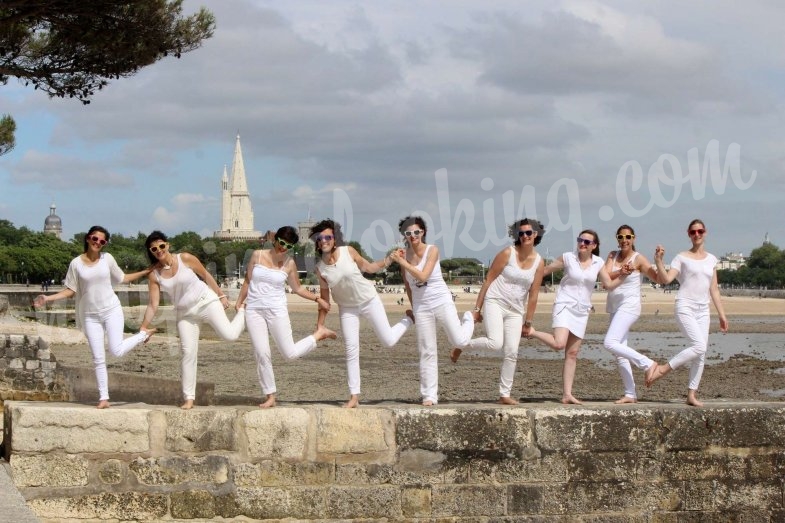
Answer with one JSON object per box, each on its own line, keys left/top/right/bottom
{"left": 149, "top": 242, "right": 169, "bottom": 253}
{"left": 518, "top": 230, "right": 535, "bottom": 237}
{"left": 688, "top": 228, "right": 706, "bottom": 236}
{"left": 89, "top": 235, "right": 107, "bottom": 246}
{"left": 317, "top": 234, "right": 334, "bottom": 242}
{"left": 404, "top": 229, "right": 424, "bottom": 238}
{"left": 276, "top": 237, "right": 295, "bottom": 250}
{"left": 576, "top": 237, "right": 595, "bottom": 246}
{"left": 616, "top": 234, "right": 635, "bottom": 241}
{"left": 414, "top": 280, "right": 428, "bottom": 288}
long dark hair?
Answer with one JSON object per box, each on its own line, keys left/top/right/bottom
{"left": 578, "top": 229, "right": 601, "bottom": 257}
{"left": 144, "top": 230, "right": 169, "bottom": 265}
{"left": 398, "top": 215, "right": 428, "bottom": 245}
{"left": 309, "top": 219, "right": 344, "bottom": 255}
{"left": 615, "top": 224, "right": 636, "bottom": 252}
{"left": 509, "top": 218, "right": 545, "bottom": 246}
{"left": 83, "top": 225, "right": 110, "bottom": 252}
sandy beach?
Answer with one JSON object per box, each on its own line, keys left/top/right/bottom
{"left": 3, "top": 290, "right": 784, "bottom": 406}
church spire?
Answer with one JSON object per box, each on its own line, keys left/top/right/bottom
{"left": 230, "top": 134, "right": 249, "bottom": 194}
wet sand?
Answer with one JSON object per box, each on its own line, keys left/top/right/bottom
{"left": 4, "top": 291, "right": 785, "bottom": 406}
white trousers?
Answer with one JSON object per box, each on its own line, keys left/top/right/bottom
{"left": 416, "top": 303, "right": 474, "bottom": 404}
{"left": 177, "top": 293, "right": 246, "bottom": 400}
{"left": 83, "top": 304, "right": 147, "bottom": 401}
{"left": 468, "top": 299, "right": 522, "bottom": 398}
{"left": 603, "top": 310, "right": 654, "bottom": 399}
{"left": 339, "top": 295, "right": 413, "bottom": 395}
{"left": 669, "top": 300, "right": 710, "bottom": 391}
{"left": 245, "top": 307, "right": 317, "bottom": 396}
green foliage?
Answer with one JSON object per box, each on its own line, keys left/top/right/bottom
{"left": 0, "top": 114, "right": 15, "bottom": 155}
{"left": 717, "top": 242, "right": 785, "bottom": 289}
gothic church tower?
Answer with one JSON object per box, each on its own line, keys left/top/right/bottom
{"left": 214, "top": 134, "right": 261, "bottom": 240}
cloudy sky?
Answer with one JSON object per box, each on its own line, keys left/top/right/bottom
{"left": 1, "top": 0, "right": 781, "bottom": 265}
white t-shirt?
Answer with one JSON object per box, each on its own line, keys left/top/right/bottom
{"left": 671, "top": 252, "right": 718, "bottom": 306}
{"left": 554, "top": 251, "right": 603, "bottom": 313}
{"left": 64, "top": 252, "right": 124, "bottom": 327}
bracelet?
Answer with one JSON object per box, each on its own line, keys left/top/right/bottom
{"left": 473, "top": 306, "right": 481, "bottom": 312}
{"left": 218, "top": 295, "right": 227, "bottom": 299}
{"left": 524, "top": 320, "right": 533, "bottom": 328}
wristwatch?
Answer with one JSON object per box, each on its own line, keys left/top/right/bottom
{"left": 523, "top": 320, "right": 533, "bottom": 328}
{"left": 473, "top": 306, "right": 481, "bottom": 312}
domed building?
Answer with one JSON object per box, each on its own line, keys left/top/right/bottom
{"left": 43, "top": 203, "right": 62, "bottom": 239}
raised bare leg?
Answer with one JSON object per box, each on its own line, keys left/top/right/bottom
{"left": 141, "top": 326, "right": 157, "bottom": 343}
{"left": 646, "top": 363, "right": 671, "bottom": 387}
{"left": 314, "top": 325, "right": 337, "bottom": 341}
{"left": 450, "top": 348, "right": 462, "bottom": 363}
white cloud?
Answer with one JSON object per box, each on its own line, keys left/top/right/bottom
{"left": 8, "top": 150, "right": 134, "bottom": 189}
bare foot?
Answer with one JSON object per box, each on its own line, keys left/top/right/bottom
{"left": 614, "top": 396, "right": 637, "bottom": 404}
{"left": 259, "top": 394, "right": 276, "bottom": 408}
{"left": 405, "top": 309, "right": 415, "bottom": 323}
{"left": 343, "top": 395, "right": 359, "bottom": 408}
{"left": 561, "top": 395, "right": 583, "bottom": 405}
{"left": 686, "top": 391, "right": 704, "bottom": 407}
{"left": 450, "top": 348, "right": 462, "bottom": 363}
{"left": 180, "top": 399, "right": 194, "bottom": 410}
{"left": 141, "top": 326, "right": 157, "bottom": 343}
{"left": 96, "top": 400, "right": 111, "bottom": 409}
{"left": 644, "top": 362, "right": 659, "bottom": 387}
{"left": 314, "top": 325, "right": 337, "bottom": 341}
{"left": 498, "top": 396, "right": 519, "bottom": 405}
{"left": 646, "top": 363, "right": 671, "bottom": 387}
{"left": 422, "top": 399, "right": 434, "bottom": 406}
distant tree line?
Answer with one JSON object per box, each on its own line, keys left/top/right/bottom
{"left": 717, "top": 242, "right": 785, "bottom": 289}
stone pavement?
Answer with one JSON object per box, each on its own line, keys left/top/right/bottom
{"left": 0, "top": 460, "right": 40, "bottom": 522}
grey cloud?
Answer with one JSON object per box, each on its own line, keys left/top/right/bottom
{"left": 8, "top": 151, "right": 134, "bottom": 190}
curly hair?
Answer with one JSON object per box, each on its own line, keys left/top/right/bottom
{"left": 508, "top": 218, "right": 545, "bottom": 246}
{"left": 309, "top": 219, "right": 345, "bottom": 255}
{"left": 398, "top": 215, "right": 428, "bottom": 244}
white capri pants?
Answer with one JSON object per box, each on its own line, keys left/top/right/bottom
{"left": 245, "top": 306, "right": 317, "bottom": 396}
{"left": 669, "top": 299, "right": 710, "bottom": 391}
{"left": 82, "top": 304, "right": 147, "bottom": 401}
{"left": 338, "top": 295, "right": 413, "bottom": 395}
{"left": 467, "top": 299, "right": 523, "bottom": 398}
{"left": 416, "top": 302, "right": 474, "bottom": 404}
{"left": 177, "top": 292, "right": 246, "bottom": 400}
{"left": 603, "top": 309, "right": 654, "bottom": 399}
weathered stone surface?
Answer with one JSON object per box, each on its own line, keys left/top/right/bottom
{"left": 402, "top": 485, "right": 431, "bottom": 517}
{"left": 507, "top": 484, "right": 546, "bottom": 514}
{"left": 432, "top": 484, "right": 506, "bottom": 516}
{"left": 317, "top": 407, "right": 393, "bottom": 455}
{"left": 9, "top": 403, "right": 150, "bottom": 453}
{"left": 396, "top": 407, "right": 533, "bottom": 459}
{"left": 536, "top": 408, "right": 659, "bottom": 452}
{"left": 326, "top": 485, "right": 401, "bottom": 519}
{"left": 171, "top": 490, "right": 216, "bottom": 519}
{"left": 129, "top": 455, "right": 229, "bottom": 486}
{"left": 548, "top": 481, "right": 682, "bottom": 515}
{"left": 566, "top": 451, "right": 641, "bottom": 482}
{"left": 397, "top": 448, "right": 446, "bottom": 471}
{"left": 232, "top": 487, "right": 326, "bottom": 519}
{"left": 471, "top": 453, "right": 568, "bottom": 483}
{"left": 27, "top": 492, "right": 168, "bottom": 520}
{"left": 234, "top": 460, "right": 333, "bottom": 487}
{"left": 10, "top": 454, "right": 89, "bottom": 487}
{"left": 335, "top": 461, "right": 443, "bottom": 486}
{"left": 244, "top": 407, "right": 309, "bottom": 460}
{"left": 662, "top": 407, "right": 785, "bottom": 450}
{"left": 98, "top": 459, "right": 124, "bottom": 485}
{"left": 165, "top": 408, "right": 236, "bottom": 452}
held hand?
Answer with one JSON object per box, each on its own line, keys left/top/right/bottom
{"left": 654, "top": 245, "right": 665, "bottom": 261}
{"left": 622, "top": 263, "right": 634, "bottom": 275}
{"left": 471, "top": 310, "right": 482, "bottom": 323}
{"left": 220, "top": 296, "right": 230, "bottom": 310}
{"left": 33, "top": 294, "right": 47, "bottom": 308}
{"left": 316, "top": 297, "right": 331, "bottom": 312}
{"left": 521, "top": 324, "right": 533, "bottom": 338}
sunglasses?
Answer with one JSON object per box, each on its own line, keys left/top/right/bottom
{"left": 576, "top": 237, "right": 595, "bottom": 246}
{"left": 276, "top": 237, "right": 295, "bottom": 250}
{"left": 404, "top": 229, "right": 424, "bottom": 238}
{"left": 688, "top": 228, "right": 706, "bottom": 236}
{"left": 414, "top": 280, "right": 428, "bottom": 288}
{"left": 89, "top": 235, "right": 107, "bottom": 246}
{"left": 518, "top": 230, "right": 535, "bottom": 237}
{"left": 616, "top": 234, "right": 635, "bottom": 241}
{"left": 148, "top": 242, "right": 169, "bottom": 254}
{"left": 317, "top": 234, "right": 334, "bottom": 242}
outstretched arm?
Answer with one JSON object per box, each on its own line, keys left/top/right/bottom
{"left": 710, "top": 268, "right": 728, "bottom": 333}
{"left": 34, "top": 287, "right": 75, "bottom": 308}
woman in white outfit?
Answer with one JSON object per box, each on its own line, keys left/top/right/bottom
{"left": 311, "top": 219, "right": 413, "bottom": 409}
{"left": 649, "top": 219, "right": 728, "bottom": 406}
{"left": 528, "top": 229, "right": 623, "bottom": 405}
{"left": 603, "top": 225, "right": 662, "bottom": 403}
{"left": 139, "top": 230, "right": 246, "bottom": 409}
{"left": 451, "top": 218, "right": 545, "bottom": 404}
{"left": 391, "top": 216, "right": 474, "bottom": 406}
{"left": 236, "top": 226, "right": 336, "bottom": 408}
{"left": 33, "top": 225, "right": 155, "bottom": 409}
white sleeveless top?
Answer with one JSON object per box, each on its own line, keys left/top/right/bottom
{"left": 64, "top": 252, "right": 124, "bottom": 328}
{"left": 554, "top": 251, "right": 603, "bottom": 313}
{"left": 672, "top": 252, "right": 718, "bottom": 306}
{"left": 245, "top": 258, "right": 289, "bottom": 310}
{"left": 606, "top": 252, "right": 642, "bottom": 314}
{"left": 155, "top": 254, "right": 208, "bottom": 311}
{"left": 316, "top": 246, "right": 377, "bottom": 307}
{"left": 405, "top": 245, "right": 452, "bottom": 312}
{"left": 485, "top": 247, "right": 541, "bottom": 315}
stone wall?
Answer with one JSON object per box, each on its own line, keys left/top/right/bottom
{"left": 4, "top": 401, "right": 785, "bottom": 521}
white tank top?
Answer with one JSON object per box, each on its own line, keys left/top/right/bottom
{"left": 155, "top": 254, "right": 208, "bottom": 311}
{"left": 606, "top": 252, "right": 642, "bottom": 314}
{"left": 245, "top": 260, "right": 289, "bottom": 310}
{"left": 405, "top": 245, "right": 452, "bottom": 312}
{"left": 485, "top": 247, "right": 541, "bottom": 315}
{"left": 317, "top": 246, "right": 377, "bottom": 307}
{"left": 672, "top": 253, "right": 717, "bottom": 305}
{"left": 554, "top": 251, "right": 603, "bottom": 312}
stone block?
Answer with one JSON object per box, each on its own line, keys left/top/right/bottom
{"left": 232, "top": 487, "right": 326, "bottom": 519}
{"left": 234, "top": 460, "right": 333, "bottom": 487}
{"left": 171, "top": 490, "right": 217, "bottom": 519}
{"left": 714, "top": 481, "right": 782, "bottom": 512}
{"left": 36, "top": 337, "right": 49, "bottom": 351}
{"left": 129, "top": 455, "right": 229, "bottom": 485}
{"left": 316, "top": 407, "right": 393, "bottom": 455}
{"left": 10, "top": 454, "right": 89, "bottom": 487}
{"left": 662, "top": 406, "right": 785, "bottom": 450}
{"left": 8, "top": 403, "right": 150, "bottom": 453}
{"left": 471, "top": 453, "right": 568, "bottom": 483}
{"left": 326, "top": 485, "right": 401, "bottom": 519}
{"left": 507, "top": 484, "right": 546, "bottom": 514}
{"left": 8, "top": 334, "right": 25, "bottom": 347}
{"left": 660, "top": 451, "right": 752, "bottom": 481}
{"left": 24, "top": 359, "right": 39, "bottom": 370}
{"left": 244, "top": 407, "right": 309, "bottom": 460}
{"left": 36, "top": 349, "right": 51, "bottom": 361}
{"left": 535, "top": 407, "right": 659, "bottom": 452}
{"left": 27, "top": 492, "right": 168, "bottom": 520}
{"left": 396, "top": 407, "right": 533, "bottom": 460}
{"left": 566, "top": 451, "right": 639, "bottom": 482}
{"left": 165, "top": 408, "right": 236, "bottom": 452}
{"left": 432, "top": 484, "right": 506, "bottom": 516}
{"left": 555, "top": 481, "right": 682, "bottom": 514}
{"left": 335, "top": 461, "right": 443, "bottom": 486}
{"left": 98, "top": 459, "right": 125, "bottom": 485}
{"left": 9, "top": 358, "right": 23, "bottom": 369}
{"left": 402, "top": 485, "right": 431, "bottom": 517}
